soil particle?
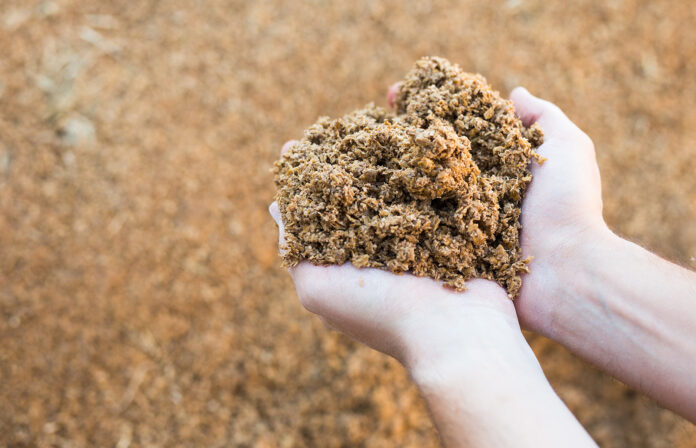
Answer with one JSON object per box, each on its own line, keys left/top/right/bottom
{"left": 275, "top": 57, "right": 544, "bottom": 297}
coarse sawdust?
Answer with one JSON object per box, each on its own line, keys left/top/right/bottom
{"left": 1, "top": 1, "right": 696, "bottom": 447}
{"left": 275, "top": 57, "right": 544, "bottom": 297}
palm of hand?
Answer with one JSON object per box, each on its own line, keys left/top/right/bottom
{"left": 294, "top": 262, "right": 515, "bottom": 360}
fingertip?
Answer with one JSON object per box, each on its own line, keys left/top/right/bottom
{"left": 268, "top": 201, "right": 280, "bottom": 224}
{"left": 386, "top": 82, "right": 401, "bottom": 108}
{"left": 269, "top": 201, "right": 287, "bottom": 250}
{"left": 289, "top": 262, "right": 321, "bottom": 312}
{"left": 510, "top": 86, "right": 530, "bottom": 100}
{"left": 509, "top": 86, "right": 539, "bottom": 127}
{"left": 281, "top": 140, "right": 299, "bottom": 156}
{"left": 510, "top": 88, "right": 578, "bottom": 141}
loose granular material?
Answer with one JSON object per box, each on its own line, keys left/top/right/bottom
{"left": 274, "top": 57, "right": 544, "bottom": 297}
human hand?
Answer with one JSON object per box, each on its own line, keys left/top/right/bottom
{"left": 390, "top": 84, "right": 608, "bottom": 334}
{"left": 269, "top": 140, "right": 530, "bottom": 377}
{"left": 507, "top": 87, "right": 609, "bottom": 334}
{"left": 508, "top": 89, "right": 696, "bottom": 423}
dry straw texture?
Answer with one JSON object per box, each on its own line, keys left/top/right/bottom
{"left": 276, "top": 57, "right": 543, "bottom": 297}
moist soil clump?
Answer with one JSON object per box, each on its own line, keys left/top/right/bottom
{"left": 274, "top": 57, "right": 544, "bottom": 297}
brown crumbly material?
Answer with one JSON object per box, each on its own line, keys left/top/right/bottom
{"left": 4, "top": 3, "right": 696, "bottom": 446}
{"left": 274, "top": 57, "right": 544, "bottom": 297}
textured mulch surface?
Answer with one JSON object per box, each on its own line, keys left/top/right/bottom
{"left": 1, "top": 1, "right": 695, "bottom": 446}
{"left": 275, "top": 57, "right": 544, "bottom": 297}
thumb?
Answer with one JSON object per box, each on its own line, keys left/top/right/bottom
{"left": 510, "top": 87, "right": 580, "bottom": 142}
{"left": 268, "top": 201, "right": 287, "bottom": 251}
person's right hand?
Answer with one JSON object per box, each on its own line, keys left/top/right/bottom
{"left": 508, "top": 87, "right": 609, "bottom": 335}
{"left": 390, "top": 83, "right": 609, "bottom": 335}
{"left": 389, "top": 84, "right": 696, "bottom": 423}
{"left": 509, "top": 88, "right": 696, "bottom": 423}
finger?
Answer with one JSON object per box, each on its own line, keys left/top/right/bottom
{"left": 268, "top": 201, "right": 281, "bottom": 226}
{"left": 268, "top": 201, "right": 286, "bottom": 250}
{"left": 290, "top": 262, "right": 408, "bottom": 320}
{"left": 289, "top": 262, "right": 324, "bottom": 314}
{"left": 386, "top": 82, "right": 401, "bottom": 108}
{"left": 509, "top": 87, "right": 580, "bottom": 141}
{"left": 281, "top": 140, "right": 298, "bottom": 156}
{"left": 275, "top": 141, "right": 295, "bottom": 252}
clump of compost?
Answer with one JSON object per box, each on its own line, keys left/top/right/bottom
{"left": 274, "top": 57, "right": 544, "bottom": 297}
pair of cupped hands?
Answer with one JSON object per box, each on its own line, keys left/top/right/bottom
{"left": 269, "top": 84, "right": 604, "bottom": 377}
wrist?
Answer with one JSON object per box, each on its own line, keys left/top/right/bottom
{"left": 396, "top": 283, "right": 597, "bottom": 447}
{"left": 533, "top": 223, "right": 636, "bottom": 350}
{"left": 524, "top": 221, "right": 617, "bottom": 337}
{"left": 400, "top": 304, "right": 542, "bottom": 393}
{"left": 406, "top": 317, "right": 558, "bottom": 435}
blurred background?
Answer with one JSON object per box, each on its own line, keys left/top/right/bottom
{"left": 1, "top": 0, "right": 695, "bottom": 446}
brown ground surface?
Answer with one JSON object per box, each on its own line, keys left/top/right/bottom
{"left": 1, "top": 1, "right": 695, "bottom": 446}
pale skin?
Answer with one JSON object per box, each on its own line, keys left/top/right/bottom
{"left": 269, "top": 84, "right": 696, "bottom": 447}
